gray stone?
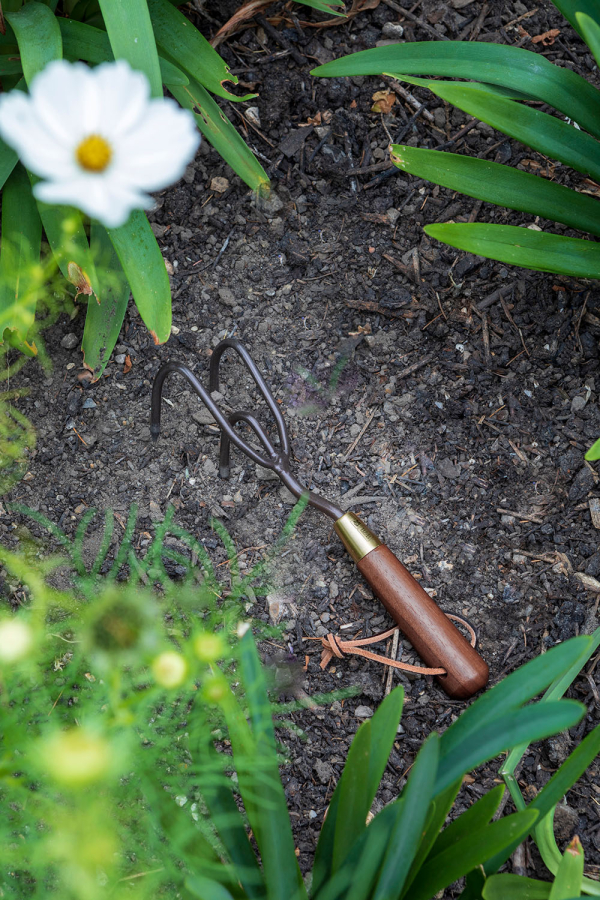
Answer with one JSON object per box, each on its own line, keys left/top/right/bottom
{"left": 313, "top": 759, "right": 334, "bottom": 783}
{"left": 436, "top": 458, "right": 461, "bottom": 479}
{"left": 61, "top": 333, "right": 79, "bottom": 350}
{"left": 218, "top": 287, "right": 237, "bottom": 308}
{"left": 382, "top": 22, "right": 404, "bottom": 39}
{"left": 569, "top": 466, "right": 594, "bottom": 503}
{"left": 355, "top": 705, "right": 374, "bottom": 719}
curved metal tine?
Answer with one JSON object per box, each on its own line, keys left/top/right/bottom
{"left": 150, "top": 361, "right": 272, "bottom": 470}
{"left": 219, "top": 410, "right": 278, "bottom": 479}
{"left": 209, "top": 338, "right": 290, "bottom": 457}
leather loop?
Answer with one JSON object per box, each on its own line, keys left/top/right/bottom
{"left": 317, "top": 614, "right": 477, "bottom": 675}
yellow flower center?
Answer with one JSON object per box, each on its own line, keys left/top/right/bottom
{"left": 75, "top": 134, "right": 112, "bottom": 172}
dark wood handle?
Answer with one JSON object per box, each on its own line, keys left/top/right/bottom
{"left": 357, "top": 544, "right": 489, "bottom": 699}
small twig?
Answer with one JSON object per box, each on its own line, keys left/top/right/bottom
{"left": 496, "top": 508, "right": 544, "bottom": 524}
{"left": 393, "top": 352, "right": 436, "bottom": 379}
{"left": 468, "top": 1, "right": 490, "bottom": 41}
{"left": 500, "top": 295, "right": 529, "bottom": 356}
{"left": 255, "top": 13, "right": 306, "bottom": 66}
{"left": 477, "top": 285, "right": 512, "bottom": 311}
{"left": 383, "top": 76, "right": 436, "bottom": 123}
{"left": 575, "top": 292, "right": 590, "bottom": 355}
{"left": 344, "top": 409, "right": 376, "bottom": 460}
{"left": 481, "top": 313, "right": 491, "bottom": 365}
{"left": 385, "top": 629, "right": 400, "bottom": 696}
{"left": 381, "top": 0, "right": 451, "bottom": 40}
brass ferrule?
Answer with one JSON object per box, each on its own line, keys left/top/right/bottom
{"left": 334, "top": 511, "right": 382, "bottom": 562}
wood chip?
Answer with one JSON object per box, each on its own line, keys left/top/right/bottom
{"left": 575, "top": 572, "right": 600, "bottom": 593}
{"left": 589, "top": 497, "right": 600, "bottom": 530}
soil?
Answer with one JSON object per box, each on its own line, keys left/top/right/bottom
{"left": 5, "top": 0, "right": 600, "bottom": 889}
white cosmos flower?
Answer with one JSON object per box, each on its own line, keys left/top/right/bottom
{"left": 0, "top": 59, "right": 200, "bottom": 228}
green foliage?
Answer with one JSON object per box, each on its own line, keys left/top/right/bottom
{"left": 311, "top": 2, "right": 600, "bottom": 279}
{"left": 0, "top": 0, "right": 351, "bottom": 376}
{"left": 0, "top": 486, "right": 599, "bottom": 898}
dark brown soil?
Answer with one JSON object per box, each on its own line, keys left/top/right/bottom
{"left": 5, "top": 0, "right": 600, "bottom": 889}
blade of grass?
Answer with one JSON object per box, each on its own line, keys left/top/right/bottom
{"left": 404, "top": 810, "right": 539, "bottom": 900}
{"left": 96, "top": 0, "right": 162, "bottom": 97}
{"left": 372, "top": 733, "right": 440, "bottom": 900}
{"left": 147, "top": 0, "right": 254, "bottom": 101}
{"left": 5, "top": 1, "right": 61, "bottom": 83}
{"left": 0, "top": 163, "right": 42, "bottom": 346}
{"left": 81, "top": 221, "right": 130, "bottom": 381}
{"left": 391, "top": 146, "right": 600, "bottom": 238}
{"left": 58, "top": 17, "right": 188, "bottom": 85}
{"left": 311, "top": 43, "right": 600, "bottom": 139}
{"left": 405, "top": 81, "right": 600, "bottom": 183}
{"left": 169, "top": 76, "right": 269, "bottom": 192}
{"left": 436, "top": 702, "right": 584, "bottom": 796}
{"left": 426, "top": 224, "right": 600, "bottom": 279}
{"left": 106, "top": 210, "right": 171, "bottom": 344}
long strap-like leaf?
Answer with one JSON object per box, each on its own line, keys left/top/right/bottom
{"left": 391, "top": 146, "right": 600, "bottom": 238}
{"left": 96, "top": 0, "right": 162, "bottom": 97}
{"left": 426, "top": 224, "right": 600, "bottom": 280}
{"left": 6, "top": 1, "right": 62, "bottom": 83}
{"left": 312, "top": 43, "right": 600, "bottom": 140}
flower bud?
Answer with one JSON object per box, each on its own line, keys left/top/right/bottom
{"left": 193, "top": 632, "right": 224, "bottom": 663}
{"left": 42, "top": 728, "right": 112, "bottom": 787}
{"left": 202, "top": 676, "right": 227, "bottom": 704}
{"left": 152, "top": 651, "right": 187, "bottom": 688}
{"left": 0, "top": 618, "right": 33, "bottom": 663}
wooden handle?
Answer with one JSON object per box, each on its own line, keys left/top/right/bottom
{"left": 357, "top": 545, "right": 489, "bottom": 699}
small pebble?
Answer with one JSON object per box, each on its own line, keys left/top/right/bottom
{"left": 61, "top": 333, "right": 79, "bottom": 350}
{"left": 355, "top": 705, "right": 374, "bottom": 718}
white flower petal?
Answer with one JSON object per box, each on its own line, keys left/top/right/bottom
{"left": 92, "top": 61, "right": 150, "bottom": 139}
{"left": 0, "top": 91, "right": 75, "bottom": 178}
{"left": 34, "top": 176, "right": 151, "bottom": 228}
{"left": 5, "top": 60, "right": 199, "bottom": 226}
{"left": 29, "top": 60, "right": 91, "bottom": 144}
{"left": 115, "top": 99, "right": 199, "bottom": 190}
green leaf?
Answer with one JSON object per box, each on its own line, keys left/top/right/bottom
{"left": 483, "top": 874, "right": 551, "bottom": 899}
{"left": 237, "top": 632, "right": 306, "bottom": 900}
{"left": 549, "top": 837, "right": 584, "bottom": 900}
{"left": 397, "top": 74, "right": 538, "bottom": 101}
{"left": 372, "top": 733, "right": 439, "bottom": 900}
{"left": 390, "top": 145, "right": 600, "bottom": 238}
{"left": 31, "top": 187, "right": 100, "bottom": 294}
{"left": 0, "top": 163, "right": 41, "bottom": 349}
{"left": 311, "top": 42, "right": 600, "bottom": 140}
{"left": 435, "top": 701, "right": 585, "bottom": 796}
{"left": 239, "top": 628, "right": 277, "bottom": 752}
{"left": 586, "top": 437, "right": 600, "bottom": 461}
{"left": 400, "top": 779, "right": 463, "bottom": 898}
{"left": 81, "top": 222, "right": 130, "bottom": 381}
{"left": 147, "top": 0, "right": 253, "bottom": 100}
{"left": 425, "top": 224, "right": 600, "bottom": 280}
{"left": 0, "top": 136, "right": 18, "bottom": 195}
{"left": 439, "top": 639, "right": 589, "bottom": 766}
{"left": 5, "top": 1, "right": 62, "bottom": 83}
{"left": 407, "top": 81, "right": 600, "bottom": 184}
{"left": 427, "top": 784, "right": 505, "bottom": 861}
{"left": 184, "top": 876, "right": 237, "bottom": 900}
{"left": 96, "top": 0, "right": 162, "bottom": 97}
{"left": 405, "top": 810, "right": 539, "bottom": 900}
{"left": 313, "top": 686, "right": 404, "bottom": 892}
{"left": 194, "top": 742, "right": 266, "bottom": 899}
{"left": 169, "top": 76, "right": 269, "bottom": 192}
{"left": 58, "top": 18, "right": 188, "bottom": 85}
{"left": 576, "top": 12, "right": 600, "bottom": 70}
{"left": 295, "top": 0, "right": 346, "bottom": 13}
{"left": 106, "top": 210, "right": 171, "bottom": 344}
{"left": 553, "top": 0, "right": 599, "bottom": 40}
{"left": 503, "top": 629, "right": 600, "bottom": 777}
{"left": 484, "top": 723, "right": 600, "bottom": 879}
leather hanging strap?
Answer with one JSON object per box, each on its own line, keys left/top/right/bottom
{"left": 318, "top": 615, "right": 478, "bottom": 675}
